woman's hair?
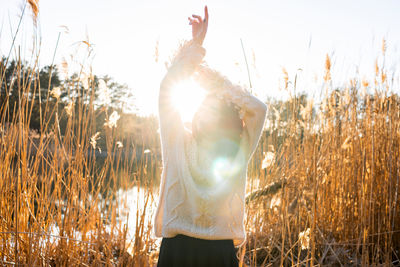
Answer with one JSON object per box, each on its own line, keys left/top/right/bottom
{"left": 192, "top": 94, "right": 244, "bottom": 158}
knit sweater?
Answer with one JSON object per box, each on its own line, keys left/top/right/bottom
{"left": 154, "top": 40, "right": 267, "bottom": 246}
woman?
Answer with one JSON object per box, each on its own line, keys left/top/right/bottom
{"left": 155, "top": 6, "right": 267, "bottom": 267}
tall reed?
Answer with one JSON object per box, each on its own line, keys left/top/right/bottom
{"left": 0, "top": 3, "right": 159, "bottom": 266}
{"left": 1, "top": 2, "right": 399, "bottom": 266}
{"left": 244, "top": 50, "right": 400, "bottom": 266}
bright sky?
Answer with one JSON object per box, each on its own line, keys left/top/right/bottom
{"left": 1, "top": 0, "right": 400, "bottom": 116}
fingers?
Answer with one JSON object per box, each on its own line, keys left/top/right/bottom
{"left": 192, "top": 14, "right": 203, "bottom": 24}
{"left": 190, "top": 6, "right": 209, "bottom": 25}
{"left": 188, "top": 17, "right": 199, "bottom": 25}
{"left": 188, "top": 16, "right": 200, "bottom": 25}
{"left": 188, "top": 6, "right": 208, "bottom": 45}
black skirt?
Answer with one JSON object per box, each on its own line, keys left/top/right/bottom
{"left": 157, "top": 234, "right": 239, "bottom": 267}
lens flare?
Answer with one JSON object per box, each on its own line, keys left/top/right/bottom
{"left": 210, "top": 140, "right": 246, "bottom": 186}
{"left": 212, "top": 157, "right": 231, "bottom": 184}
{"left": 171, "top": 79, "right": 205, "bottom": 122}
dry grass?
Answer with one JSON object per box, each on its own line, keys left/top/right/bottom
{"left": 244, "top": 52, "right": 400, "bottom": 266}
{"left": 0, "top": 4, "right": 399, "bottom": 266}
{"left": 0, "top": 6, "right": 159, "bottom": 265}
{"left": 0, "top": 59, "right": 158, "bottom": 266}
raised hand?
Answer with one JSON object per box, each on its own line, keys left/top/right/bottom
{"left": 188, "top": 6, "right": 209, "bottom": 46}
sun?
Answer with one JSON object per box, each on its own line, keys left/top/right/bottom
{"left": 171, "top": 78, "right": 206, "bottom": 122}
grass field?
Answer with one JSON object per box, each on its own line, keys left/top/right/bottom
{"left": 1, "top": 2, "right": 399, "bottom": 266}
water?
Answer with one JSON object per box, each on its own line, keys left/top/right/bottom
{"left": 116, "top": 186, "right": 158, "bottom": 240}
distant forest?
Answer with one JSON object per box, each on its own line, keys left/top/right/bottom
{"left": 0, "top": 58, "right": 160, "bottom": 155}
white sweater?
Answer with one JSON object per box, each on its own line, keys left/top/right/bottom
{"left": 154, "top": 40, "right": 267, "bottom": 246}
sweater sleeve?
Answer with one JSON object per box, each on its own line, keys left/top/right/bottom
{"left": 159, "top": 41, "right": 206, "bottom": 157}
{"left": 194, "top": 64, "right": 267, "bottom": 159}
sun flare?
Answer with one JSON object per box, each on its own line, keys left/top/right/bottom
{"left": 171, "top": 79, "right": 206, "bottom": 122}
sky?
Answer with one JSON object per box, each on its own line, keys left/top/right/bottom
{"left": 1, "top": 0, "right": 400, "bottom": 116}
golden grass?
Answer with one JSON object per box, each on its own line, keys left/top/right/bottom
{"left": 244, "top": 50, "right": 400, "bottom": 265}
{"left": 0, "top": 5, "right": 399, "bottom": 266}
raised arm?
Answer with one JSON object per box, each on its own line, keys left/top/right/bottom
{"left": 158, "top": 7, "right": 208, "bottom": 154}
{"left": 158, "top": 41, "right": 205, "bottom": 135}
{"left": 194, "top": 64, "right": 267, "bottom": 159}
